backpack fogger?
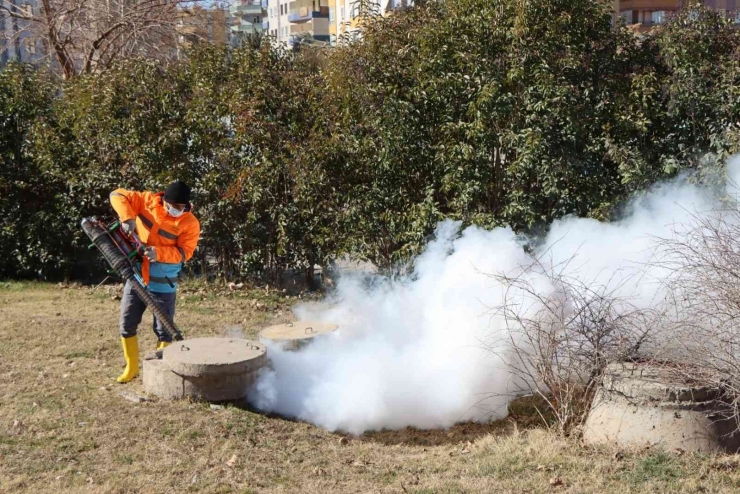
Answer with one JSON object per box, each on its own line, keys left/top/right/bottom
{"left": 81, "top": 217, "right": 184, "bottom": 342}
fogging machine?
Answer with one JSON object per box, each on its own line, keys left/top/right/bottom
{"left": 81, "top": 217, "right": 184, "bottom": 342}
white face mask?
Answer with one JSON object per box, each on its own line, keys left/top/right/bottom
{"left": 166, "top": 203, "right": 185, "bottom": 218}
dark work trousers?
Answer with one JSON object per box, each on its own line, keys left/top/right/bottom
{"left": 119, "top": 280, "right": 176, "bottom": 342}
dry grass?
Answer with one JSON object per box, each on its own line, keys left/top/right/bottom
{"left": 2, "top": 282, "right": 740, "bottom": 493}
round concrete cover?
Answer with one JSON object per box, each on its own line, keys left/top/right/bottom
{"left": 260, "top": 321, "right": 338, "bottom": 341}
{"left": 162, "top": 338, "right": 267, "bottom": 377}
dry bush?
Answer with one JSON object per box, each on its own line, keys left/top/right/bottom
{"left": 656, "top": 204, "right": 740, "bottom": 429}
{"left": 486, "top": 255, "right": 659, "bottom": 435}
{"left": 0, "top": 0, "right": 206, "bottom": 79}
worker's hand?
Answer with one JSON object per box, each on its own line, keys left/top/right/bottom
{"left": 121, "top": 219, "right": 137, "bottom": 236}
{"left": 144, "top": 247, "right": 157, "bottom": 262}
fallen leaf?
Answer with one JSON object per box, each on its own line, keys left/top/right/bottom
{"left": 226, "top": 454, "right": 237, "bottom": 467}
{"left": 549, "top": 477, "right": 564, "bottom": 487}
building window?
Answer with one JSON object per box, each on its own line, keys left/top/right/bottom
{"left": 340, "top": 6, "right": 345, "bottom": 20}
{"left": 329, "top": 7, "right": 334, "bottom": 22}
{"left": 651, "top": 11, "right": 666, "bottom": 25}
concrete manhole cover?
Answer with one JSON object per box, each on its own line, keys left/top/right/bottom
{"left": 144, "top": 337, "right": 267, "bottom": 401}
{"left": 260, "top": 321, "right": 338, "bottom": 341}
{"left": 163, "top": 338, "right": 266, "bottom": 376}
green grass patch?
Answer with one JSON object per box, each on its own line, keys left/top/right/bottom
{"left": 0, "top": 280, "right": 47, "bottom": 291}
{"left": 118, "top": 454, "right": 135, "bottom": 465}
{"left": 0, "top": 434, "right": 17, "bottom": 446}
{"left": 478, "top": 451, "right": 528, "bottom": 479}
{"left": 624, "top": 452, "right": 684, "bottom": 486}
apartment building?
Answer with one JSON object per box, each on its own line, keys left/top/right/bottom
{"left": 259, "top": 0, "right": 412, "bottom": 48}
{"left": 230, "top": 0, "right": 267, "bottom": 43}
{"left": 327, "top": 0, "right": 411, "bottom": 45}
{"left": 178, "top": 6, "right": 232, "bottom": 48}
{"left": 614, "top": 0, "right": 739, "bottom": 29}
{"left": 0, "top": 0, "right": 45, "bottom": 67}
{"left": 265, "top": 0, "right": 293, "bottom": 45}
{"left": 289, "top": 0, "right": 331, "bottom": 46}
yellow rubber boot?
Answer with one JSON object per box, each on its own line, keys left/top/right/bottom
{"left": 117, "top": 336, "right": 139, "bottom": 383}
{"left": 156, "top": 341, "right": 171, "bottom": 351}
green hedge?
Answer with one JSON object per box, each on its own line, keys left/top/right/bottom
{"left": 1, "top": 2, "right": 739, "bottom": 282}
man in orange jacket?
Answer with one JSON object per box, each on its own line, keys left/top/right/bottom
{"left": 109, "top": 181, "right": 201, "bottom": 383}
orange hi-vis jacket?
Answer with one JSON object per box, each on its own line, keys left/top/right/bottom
{"left": 110, "top": 188, "right": 200, "bottom": 293}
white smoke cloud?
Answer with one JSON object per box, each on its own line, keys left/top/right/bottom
{"left": 248, "top": 156, "right": 740, "bottom": 435}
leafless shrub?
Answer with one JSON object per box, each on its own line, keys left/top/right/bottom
{"left": 0, "top": 0, "right": 213, "bottom": 79}
{"left": 486, "top": 254, "right": 660, "bottom": 435}
{"left": 656, "top": 204, "right": 740, "bottom": 430}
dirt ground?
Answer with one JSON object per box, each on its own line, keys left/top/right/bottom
{"left": 3, "top": 282, "right": 740, "bottom": 494}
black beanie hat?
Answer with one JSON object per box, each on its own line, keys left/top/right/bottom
{"left": 164, "top": 181, "right": 191, "bottom": 204}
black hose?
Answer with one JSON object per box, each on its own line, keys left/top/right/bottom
{"left": 127, "top": 277, "right": 184, "bottom": 341}
{"left": 82, "top": 219, "right": 184, "bottom": 341}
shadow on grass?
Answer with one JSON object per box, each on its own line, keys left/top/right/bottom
{"left": 352, "top": 395, "right": 558, "bottom": 447}
{"left": 227, "top": 394, "right": 558, "bottom": 448}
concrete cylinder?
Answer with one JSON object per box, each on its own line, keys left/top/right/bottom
{"left": 143, "top": 338, "right": 267, "bottom": 402}
{"left": 259, "top": 321, "right": 338, "bottom": 351}
{"left": 583, "top": 363, "right": 740, "bottom": 453}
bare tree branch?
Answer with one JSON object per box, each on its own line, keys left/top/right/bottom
{"left": 0, "top": 0, "right": 206, "bottom": 78}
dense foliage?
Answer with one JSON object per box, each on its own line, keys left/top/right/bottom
{"left": 1, "top": 1, "right": 739, "bottom": 282}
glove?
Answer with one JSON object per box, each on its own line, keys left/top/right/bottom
{"left": 144, "top": 247, "right": 157, "bottom": 262}
{"left": 121, "top": 219, "right": 137, "bottom": 235}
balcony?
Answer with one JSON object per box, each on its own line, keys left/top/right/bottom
{"left": 231, "top": 21, "right": 265, "bottom": 34}
{"left": 288, "top": 5, "right": 329, "bottom": 22}
{"left": 230, "top": 3, "right": 263, "bottom": 15}
{"left": 291, "top": 18, "right": 330, "bottom": 37}
{"left": 616, "top": 0, "right": 678, "bottom": 10}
